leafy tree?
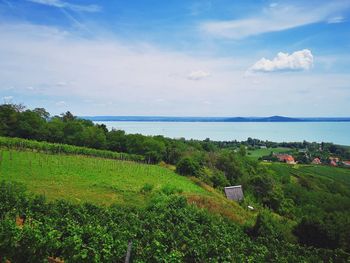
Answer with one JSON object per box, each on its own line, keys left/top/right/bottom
{"left": 176, "top": 157, "right": 200, "bottom": 176}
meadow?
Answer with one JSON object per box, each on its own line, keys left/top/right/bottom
{"left": 0, "top": 149, "right": 205, "bottom": 205}
{"left": 247, "top": 147, "right": 293, "bottom": 159}
{"left": 0, "top": 148, "right": 250, "bottom": 223}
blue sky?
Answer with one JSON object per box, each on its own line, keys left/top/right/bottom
{"left": 0, "top": 0, "right": 350, "bottom": 116}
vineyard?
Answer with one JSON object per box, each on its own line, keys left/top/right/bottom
{"left": 1, "top": 181, "right": 346, "bottom": 263}
{"left": 0, "top": 149, "right": 205, "bottom": 206}
{"left": 0, "top": 136, "right": 143, "bottom": 162}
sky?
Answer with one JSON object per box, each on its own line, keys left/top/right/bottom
{"left": 0, "top": 0, "right": 350, "bottom": 117}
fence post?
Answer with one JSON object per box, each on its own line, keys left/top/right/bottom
{"left": 124, "top": 241, "right": 133, "bottom": 263}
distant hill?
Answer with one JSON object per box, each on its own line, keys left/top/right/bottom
{"left": 82, "top": 116, "right": 350, "bottom": 122}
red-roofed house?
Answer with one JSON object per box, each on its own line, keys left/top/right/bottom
{"left": 275, "top": 154, "right": 296, "bottom": 164}
{"left": 329, "top": 157, "right": 339, "bottom": 166}
{"left": 330, "top": 160, "right": 337, "bottom": 166}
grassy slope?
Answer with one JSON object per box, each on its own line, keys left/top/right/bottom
{"left": 266, "top": 162, "right": 350, "bottom": 188}
{"left": 0, "top": 149, "right": 251, "bottom": 223}
{"left": 247, "top": 147, "right": 293, "bottom": 160}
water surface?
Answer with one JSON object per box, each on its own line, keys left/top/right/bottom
{"left": 95, "top": 121, "right": 350, "bottom": 145}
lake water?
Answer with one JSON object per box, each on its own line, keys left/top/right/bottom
{"left": 94, "top": 121, "right": 350, "bottom": 146}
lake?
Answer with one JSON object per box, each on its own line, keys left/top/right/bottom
{"left": 94, "top": 121, "right": 350, "bottom": 146}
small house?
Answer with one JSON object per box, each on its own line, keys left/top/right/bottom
{"left": 329, "top": 157, "right": 339, "bottom": 166}
{"left": 275, "top": 154, "right": 296, "bottom": 164}
{"left": 329, "top": 157, "right": 339, "bottom": 162}
{"left": 224, "top": 185, "right": 244, "bottom": 201}
{"left": 312, "top": 158, "right": 322, "bottom": 165}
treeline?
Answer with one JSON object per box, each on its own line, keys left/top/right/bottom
{"left": 0, "top": 104, "right": 217, "bottom": 164}
{"left": 0, "top": 136, "right": 143, "bottom": 162}
{"left": 1, "top": 181, "right": 347, "bottom": 262}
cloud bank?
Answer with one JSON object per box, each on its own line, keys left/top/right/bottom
{"left": 200, "top": 2, "right": 350, "bottom": 39}
{"left": 28, "top": 0, "right": 101, "bottom": 12}
{"left": 249, "top": 49, "right": 313, "bottom": 73}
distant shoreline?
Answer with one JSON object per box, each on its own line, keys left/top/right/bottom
{"left": 82, "top": 116, "right": 350, "bottom": 122}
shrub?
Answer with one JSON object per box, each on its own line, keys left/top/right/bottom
{"left": 140, "top": 183, "right": 154, "bottom": 194}
{"left": 176, "top": 157, "right": 200, "bottom": 176}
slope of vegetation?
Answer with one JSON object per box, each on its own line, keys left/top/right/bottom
{"left": 1, "top": 181, "right": 347, "bottom": 263}
{"left": 0, "top": 149, "right": 202, "bottom": 206}
{"left": 0, "top": 147, "right": 250, "bottom": 223}
{"left": 1, "top": 103, "right": 350, "bottom": 261}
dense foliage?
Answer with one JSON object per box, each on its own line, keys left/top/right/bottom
{"left": 1, "top": 181, "right": 348, "bottom": 262}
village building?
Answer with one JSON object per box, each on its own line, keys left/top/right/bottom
{"left": 275, "top": 154, "right": 296, "bottom": 164}
{"left": 312, "top": 158, "right": 322, "bottom": 165}
{"left": 224, "top": 185, "right": 244, "bottom": 201}
{"left": 329, "top": 157, "right": 339, "bottom": 162}
{"left": 329, "top": 157, "right": 339, "bottom": 166}
{"left": 330, "top": 160, "right": 337, "bottom": 166}
{"left": 342, "top": 161, "right": 350, "bottom": 167}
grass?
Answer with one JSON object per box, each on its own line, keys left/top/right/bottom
{"left": 247, "top": 147, "right": 293, "bottom": 160}
{"left": 0, "top": 149, "right": 205, "bottom": 206}
{"left": 0, "top": 148, "right": 252, "bottom": 223}
{"left": 267, "top": 162, "right": 350, "bottom": 190}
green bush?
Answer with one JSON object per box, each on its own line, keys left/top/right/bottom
{"left": 140, "top": 183, "right": 154, "bottom": 194}
{"left": 176, "top": 157, "right": 200, "bottom": 176}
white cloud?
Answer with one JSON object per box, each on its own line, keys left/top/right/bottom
{"left": 187, "top": 70, "right": 211, "bottom": 80}
{"left": 28, "top": 0, "right": 101, "bottom": 12}
{"left": 248, "top": 49, "right": 313, "bottom": 73}
{"left": 55, "top": 101, "right": 66, "bottom": 106}
{"left": 0, "top": 23, "right": 349, "bottom": 116}
{"left": 327, "top": 16, "right": 345, "bottom": 24}
{"left": 200, "top": 2, "right": 350, "bottom": 39}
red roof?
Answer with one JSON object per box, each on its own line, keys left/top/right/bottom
{"left": 276, "top": 154, "right": 295, "bottom": 163}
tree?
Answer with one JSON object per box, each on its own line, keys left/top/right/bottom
{"left": 176, "top": 157, "right": 200, "bottom": 176}
{"left": 33, "top": 108, "right": 50, "bottom": 119}
{"left": 293, "top": 217, "right": 334, "bottom": 249}
{"left": 16, "top": 110, "right": 46, "bottom": 140}
{"left": 106, "top": 129, "right": 127, "bottom": 152}
{"left": 61, "top": 111, "right": 75, "bottom": 122}
{"left": 0, "top": 104, "right": 19, "bottom": 136}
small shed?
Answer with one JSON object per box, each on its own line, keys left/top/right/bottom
{"left": 224, "top": 185, "right": 244, "bottom": 201}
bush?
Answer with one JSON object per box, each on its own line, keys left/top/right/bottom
{"left": 176, "top": 157, "right": 200, "bottom": 176}
{"left": 210, "top": 170, "right": 229, "bottom": 188}
{"left": 140, "top": 183, "right": 154, "bottom": 194}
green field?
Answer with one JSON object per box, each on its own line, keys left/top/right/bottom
{"left": 247, "top": 147, "right": 293, "bottom": 159}
{"left": 265, "top": 163, "right": 350, "bottom": 187}
{"left": 0, "top": 149, "right": 206, "bottom": 205}
{"left": 0, "top": 149, "right": 250, "bottom": 223}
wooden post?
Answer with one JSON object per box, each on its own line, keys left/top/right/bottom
{"left": 124, "top": 241, "right": 132, "bottom": 263}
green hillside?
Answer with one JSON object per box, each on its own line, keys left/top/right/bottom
{"left": 0, "top": 149, "right": 204, "bottom": 205}
{"left": 0, "top": 148, "right": 250, "bottom": 223}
